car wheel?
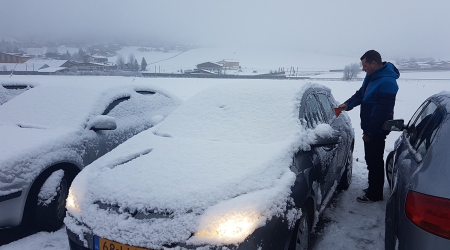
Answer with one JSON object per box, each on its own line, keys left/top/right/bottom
{"left": 336, "top": 148, "right": 353, "bottom": 191}
{"left": 385, "top": 224, "right": 399, "bottom": 250}
{"left": 289, "top": 206, "right": 311, "bottom": 250}
{"left": 385, "top": 151, "right": 394, "bottom": 190}
{"left": 35, "top": 171, "right": 70, "bottom": 232}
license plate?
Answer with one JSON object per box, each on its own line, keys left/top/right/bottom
{"left": 94, "top": 236, "right": 151, "bottom": 250}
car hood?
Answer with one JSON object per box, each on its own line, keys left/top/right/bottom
{"left": 66, "top": 130, "right": 303, "bottom": 246}
{"left": 73, "top": 131, "right": 297, "bottom": 212}
{"left": 0, "top": 125, "right": 82, "bottom": 195}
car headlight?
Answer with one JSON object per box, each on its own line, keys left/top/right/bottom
{"left": 193, "top": 210, "right": 261, "bottom": 244}
{"left": 66, "top": 188, "right": 81, "bottom": 214}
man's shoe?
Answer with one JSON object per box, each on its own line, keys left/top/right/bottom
{"left": 357, "top": 195, "right": 376, "bottom": 203}
{"left": 363, "top": 188, "right": 368, "bottom": 193}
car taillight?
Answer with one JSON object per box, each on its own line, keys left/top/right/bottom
{"left": 405, "top": 190, "right": 450, "bottom": 239}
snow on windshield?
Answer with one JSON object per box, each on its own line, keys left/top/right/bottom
{"left": 153, "top": 81, "right": 308, "bottom": 143}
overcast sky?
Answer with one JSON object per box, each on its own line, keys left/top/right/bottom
{"left": 1, "top": 0, "right": 449, "bottom": 59}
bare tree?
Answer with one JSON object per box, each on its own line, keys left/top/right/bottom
{"left": 116, "top": 55, "right": 125, "bottom": 70}
{"left": 342, "top": 63, "right": 361, "bottom": 80}
{"left": 128, "top": 53, "right": 136, "bottom": 66}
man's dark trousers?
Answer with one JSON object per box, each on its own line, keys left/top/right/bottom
{"left": 364, "top": 134, "right": 386, "bottom": 200}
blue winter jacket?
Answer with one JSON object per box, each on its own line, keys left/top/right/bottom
{"left": 345, "top": 62, "right": 399, "bottom": 137}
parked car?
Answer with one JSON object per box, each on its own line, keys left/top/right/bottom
{"left": 65, "top": 82, "right": 355, "bottom": 250}
{"left": 384, "top": 91, "right": 450, "bottom": 249}
{"left": 0, "top": 81, "right": 181, "bottom": 232}
{"left": 0, "top": 82, "right": 35, "bottom": 105}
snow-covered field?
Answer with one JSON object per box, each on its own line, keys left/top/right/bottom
{"left": 1, "top": 48, "right": 450, "bottom": 249}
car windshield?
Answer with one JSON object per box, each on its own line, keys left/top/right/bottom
{"left": 153, "top": 82, "right": 307, "bottom": 144}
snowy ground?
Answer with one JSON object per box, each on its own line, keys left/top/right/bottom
{"left": 1, "top": 53, "right": 450, "bottom": 250}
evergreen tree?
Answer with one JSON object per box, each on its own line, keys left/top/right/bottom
{"left": 63, "top": 50, "right": 72, "bottom": 60}
{"left": 78, "top": 48, "right": 87, "bottom": 60}
{"left": 72, "top": 52, "right": 82, "bottom": 62}
{"left": 133, "top": 59, "right": 139, "bottom": 71}
{"left": 141, "top": 57, "right": 147, "bottom": 71}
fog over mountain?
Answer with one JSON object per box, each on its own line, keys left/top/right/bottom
{"left": 1, "top": 0, "right": 449, "bottom": 59}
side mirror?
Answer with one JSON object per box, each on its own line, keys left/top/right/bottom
{"left": 383, "top": 119, "right": 405, "bottom": 132}
{"left": 88, "top": 115, "right": 117, "bottom": 131}
{"left": 312, "top": 129, "right": 340, "bottom": 147}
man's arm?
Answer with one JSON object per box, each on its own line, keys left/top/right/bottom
{"left": 342, "top": 88, "right": 364, "bottom": 111}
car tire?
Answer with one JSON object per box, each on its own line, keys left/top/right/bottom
{"left": 385, "top": 151, "right": 394, "bottom": 190}
{"left": 385, "top": 224, "right": 399, "bottom": 250}
{"left": 289, "top": 206, "right": 311, "bottom": 250}
{"left": 336, "top": 148, "right": 353, "bottom": 191}
{"left": 35, "top": 171, "right": 70, "bottom": 232}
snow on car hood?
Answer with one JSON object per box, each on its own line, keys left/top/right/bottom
{"left": 66, "top": 82, "right": 338, "bottom": 247}
{"left": 67, "top": 130, "right": 302, "bottom": 247}
{"left": 0, "top": 125, "right": 82, "bottom": 195}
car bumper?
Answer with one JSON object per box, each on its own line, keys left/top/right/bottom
{"left": 66, "top": 213, "right": 290, "bottom": 250}
{"left": 397, "top": 217, "right": 450, "bottom": 249}
{"left": 0, "top": 190, "right": 26, "bottom": 228}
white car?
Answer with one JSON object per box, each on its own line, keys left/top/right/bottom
{"left": 0, "top": 80, "right": 181, "bottom": 232}
{"left": 65, "top": 81, "right": 354, "bottom": 250}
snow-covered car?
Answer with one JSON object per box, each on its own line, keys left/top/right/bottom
{"left": 384, "top": 91, "right": 450, "bottom": 249}
{"left": 65, "top": 81, "right": 354, "bottom": 250}
{"left": 0, "top": 81, "right": 182, "bottom": 232}
{"left": 0, "top": 82, "right": 35, "bottom": 105}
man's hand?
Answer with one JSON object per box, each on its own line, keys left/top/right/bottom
{"left": 338, "top": 103, "right": 348, "bottom": 111}
{"left": 362, "top": 134, "right": 371, "bottom": 142}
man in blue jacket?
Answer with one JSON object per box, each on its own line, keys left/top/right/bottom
{"left": 339, "top": 50, "right": 399, "bottom": 203}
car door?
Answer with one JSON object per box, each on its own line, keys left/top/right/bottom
{"left": 82, "top": 96, "right": 132, "bottom": 166}
{"left": 391, "top": 100, "right": 444, "bottom": 233}
{"left": 97, "top": 90, "right": 170, "bottom": 152}
{"left": 316, "top": 92, "right": 348, "bottom": 183}
{"left": 302, "top": 91, "right": 339, "bottom": 205}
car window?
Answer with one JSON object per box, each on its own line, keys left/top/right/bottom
{"left": 415, "top": 108, "right": 444, "bottom": 158}
{"left": 0, "top": 84, "right": 33, "bottom": 105}
{"left": 407, "top": 100, "right": 430, "bottom": 129}
{"left": 304, "top": 94, "right": 325, "bottom": 129}
{"left": 406, "top": 101, "right": 438, "bottom": 149}
{"left": 102, "top": 97, "right": 131, "bottom": 116}
{"left": 316, "top": 93, "right": 335, "bottom": 122}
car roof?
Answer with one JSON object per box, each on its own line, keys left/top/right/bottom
{"left": 428, "top": 91, "right": 450, "bottom": 113}
{"left": 0, "top": 80, "right": 178, "bottom": 128}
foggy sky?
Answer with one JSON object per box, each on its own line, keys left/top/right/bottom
{"left": 1, "top": 0, "right": 449, "bottom": 59}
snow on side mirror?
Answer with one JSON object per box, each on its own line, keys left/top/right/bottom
{"left": 88, "top": 115, "right": 117, "bottom": 131}
{"left": 310, "top": 124, "right": 339, "bottom": 146}
{"left": 383, "top": 119, "right": 405, "bottom": 132}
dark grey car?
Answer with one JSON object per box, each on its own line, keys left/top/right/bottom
{"left": 384, "top": 91, "right": 450, "bottom": 249}
{"left": 65, "top": 82, "right": 354, "bottom": 250}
